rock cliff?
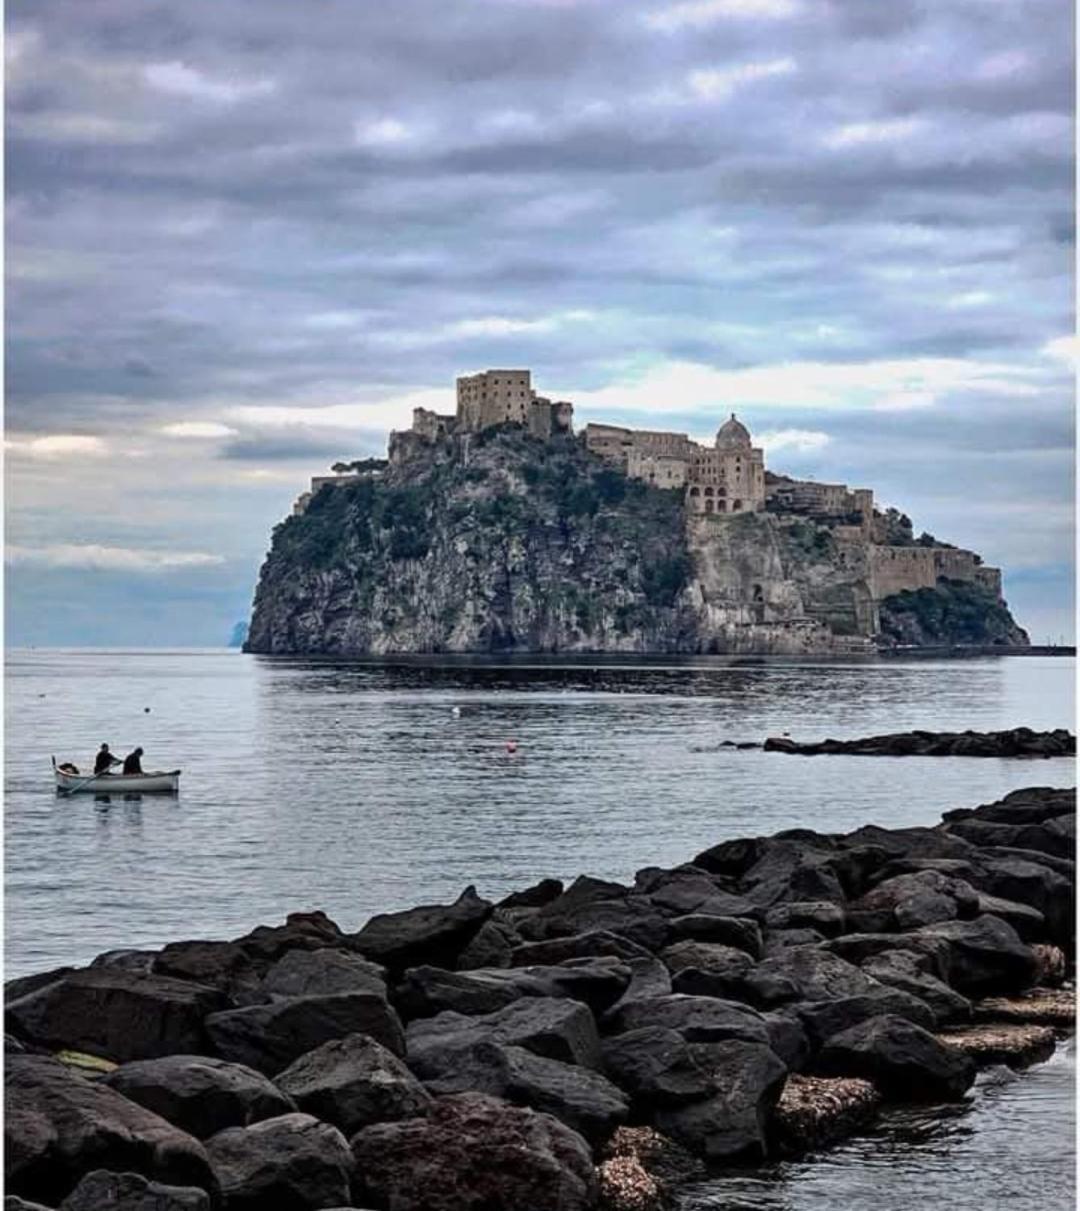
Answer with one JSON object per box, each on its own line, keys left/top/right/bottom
{"left": 245, "top": 427, "right": 1026, "bottom": 655}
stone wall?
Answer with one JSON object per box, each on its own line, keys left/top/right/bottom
{"left": 869, "top": 545, "right": 993, "bottom": 600}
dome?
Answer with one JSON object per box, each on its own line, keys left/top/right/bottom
{"left": 716, "top": 412, "right": 751, "bottom": 450}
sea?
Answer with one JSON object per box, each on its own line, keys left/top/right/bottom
{"left": 4, "top": 649, "right": 1076, "bottom": 1208}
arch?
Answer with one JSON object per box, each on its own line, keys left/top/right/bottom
{"left": 688, "top": 486, "right": 700, "bottom": 497}
{"left": 717, "top": 500, "right": 727, "bottom": 513}
{"left": 733, "top": 499, "right": 743, "bottom": 511}
{"left": 703, "top": 486, "right": 714, "bottom": 497}
{"left": 704, "top": 499, "right": 714, "bottom": 514}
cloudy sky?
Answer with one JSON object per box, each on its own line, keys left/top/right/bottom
{"left": 6, "top": 0, "right": 1075, "bottom": 645}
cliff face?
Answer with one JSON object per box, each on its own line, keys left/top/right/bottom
{"left": 246, "top": 428, "right": 1025, "bottom": 655}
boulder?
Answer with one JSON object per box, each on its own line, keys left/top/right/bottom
{"left": 4, "top": 1055, "right": 217, "bottom": 1207}
{"left": 5, "top": 1198, "right": 52, "bottom": 1211}
{"left": 600, "top": 957, "right": 673, "bottom": 1024}
{"left": 910, "top": 915, "right": 1040, "bottom": 996}
{"left": 415, "top": 1038, "right": 628, "bottom": 1143}
{"left": 795, "top": 988, "right": 936, "bottom": 1048}
{"left": 510, "top": 930, "right": 650, "bottom": 967}
{"left": 395, "top": 957, "right": 631, "bottom": 1020}
{"left": 692, "top": 837, "right": 766, "bottom": 879}
{"left": 205, "top": 993, "right": 405, "bottom": 1075}
{"left": 274, "top": 1034, "right": 432, "bottom": 1135}
{"left": 840, "top": 825, "right": 975, "bottom": 862}
{"left": 4, "top": 966, "right": 78, "bottom": 1005}
{"left": 974, "top": 856, "right": 1074, "bottom": 944}
{"left": 58, "top": 1170, "right": 210, "bottom": 1210}
{"left": 852, "top": 870, "right": 980, "bottom": 930}
{"left": 605, "top": 995, "right": 770, "bottom": 1047}
{"left": 824, "top": 932, "right": 951, "bottom": 979}
{"left": 231, "top": 912, "right": 348, "bottom": 964}
{"left": 661, "top": 941, "right": 755, "bottom": 978}
{"left": 600, "top": 1027, "right": 715, "bottom": 1106}
{"left": 91, "top": 949, "right": 159, "bottom": 975}
{"left": 973, "top": 894, "right": 1046, "bottom": 942}
{"left": 743, "top": 945, "right": 879, "bottom": 1008}
{"left": 520, "top": 898, "right": 669, "bottom": 953}
{"left": 765, "top": 902, "right": 846, "bottom": 937}
{"left": 942, "top": 786, "right": 1075, "bottom": 827}
{"left": 771, "top": 1073, "right": 881, "bottom": 1155}
{"left": 762, "top": 1011, "right": 811, "bottom": 1070}
{"left": 5, "top": 969, "right": 224, "bottom": 1063}
{"left": 205, "top": 1113, "right": 354, "bottom": 1210}
{"left": 105, "top": 1055, "right": 297, "bottom": 1139}
{"left": 153, "top": 942, "right": 260, "bottom": 1002}
{"left": 765, "top": 928, "right": 828, "bottom": 953}
{"left": 349, "top": 886, "right": 492, "bottom": 972}
{"left": 859, "top": 951, "right": 972, "bottom": 1025}
{"left": 815, "top": 1014, "right": 975, "bottom": 1101}
{"left": 652, "top": 1041, "right": 787, "bottom": 1162}
{"left": 498, "top": 878, "right": 565, "bottom": 909}
{"left": 664, "top": 915, "right": 763, "bottom": 957}
{"left": 351, "top": 1092, "right": 598, "bottom": 1211}
{"left": 947, "top": 817, "right": 1076, "bottom": 860}
{"left": 407, "top": 997, "right": 602, "bottom": 1070}
{"left": 455, "top": 919, "right": 519, "bottom": 970}
{"left": 259, "top": 949, "right": 387, "bottom": 1000}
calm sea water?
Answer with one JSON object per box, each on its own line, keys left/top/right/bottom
{"left": 3, "top": 649, "right": 1075, "bottom": 1210}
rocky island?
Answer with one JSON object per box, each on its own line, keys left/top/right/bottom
{"left": 5, "top": 785, "right": 1073, "bottom": 1209}
{"left": 246, "top": 369, "right": 1028, "bottom": 656}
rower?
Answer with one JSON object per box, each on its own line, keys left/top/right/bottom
{"left": 94, "top": 743, "right": 117, "bottom": 775}
{"left": 122, "top": 747, "right": 144, "bottom": 775}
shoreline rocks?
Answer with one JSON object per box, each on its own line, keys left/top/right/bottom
{"left": 4, "top": 784, "right": 1073, "bottom": 1210}
{"left": 761, "top": 728, "right": 1075, "bottom": 758}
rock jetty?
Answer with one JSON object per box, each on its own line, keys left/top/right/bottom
{"left": 762, "top": 728, "right": 1076, "bottom": 758}
{"left": 5, "top": 785, "right": 1074, "bottom": 1210}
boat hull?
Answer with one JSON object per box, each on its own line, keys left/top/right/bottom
{"left": 55, "top": 770, "right": 180, "bottom": 794}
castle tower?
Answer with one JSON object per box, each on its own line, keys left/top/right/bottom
{"left": 686, "top": 412, "right": 766, "bottom": 516}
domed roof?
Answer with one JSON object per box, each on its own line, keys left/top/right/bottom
{"left": 716, "top": 412, "right": 751, "bottom": 449}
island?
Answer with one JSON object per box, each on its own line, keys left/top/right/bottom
{"left": 245, "top": 369, "right": 1028, "bottom": 656}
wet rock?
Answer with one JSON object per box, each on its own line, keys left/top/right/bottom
{"left": 259, "top": 949, "right": 387, "bottom": 1000}
{"left": 1031, "top": 944, "right": 1067, "bottom": 987}
{"left": 859, "top": 951, "right": 972, "bottom": 1025}
{"left": 771, "top": 1074, "right": 880, "bottom": 1155}
{"left": 407, "top": 996, "right": 602, "bottom": 1070}
{"left": 795, "top": 988, "right": 936, "bottom": 1048}
{"left": 765, "top": 729, "right": 1075, "bottom": 759}
{"left": 765, "top": 902, "right": 846, "bottom": 937}
{"left": 652, "top": 1041, "right": 787, "bottom": 1162}
{"left": 205, "top": 1112, "right": 354, "bottom": 1210}
{"left": 349, "top": 886, "right": 492, "bottom": 973}
{"left": 938, "top": 1024, "right": 1057, "bottom": 1068}
{"left": 596, "top": 1126, "right": 705, "bottom": 1211}
{"left": 972, "top": 987, "right": 1075, "bottom": 1027}
{"left": 5, "top": 969, "right": 224, "bottom": 1064}
{"left": 104, "top": 1054, "right": 297, "bottom": 1139}
{"left": 664, "top": 915, "right": 763, "bottom": 957}
{"left": 351, "top": 1092, "right": 598, "bottom": 1211}
{"left": 911, "top": 915, "right": 1039, "bottom": 996}
{"left": 205, "top": 992, "right": 405, "bottom": 1075}
{"left": 815, "top": 1014, "right": 975, "bottom": 1101}
{"left": 601, "top": 1027, "right": 715, "bottom": 1106}
{"left": 942, "top": 787, "right": 1075, "bottom": 827}
{"left": 511, "top": 930, "right": 651, "bottom": 967}
{"left": 58, "top": 1170, "right": 210, "bottom": 1210}
{"left": 606, "top": 995, "right": 770, "bottom": 1046}
{"left": 396, "top": 957, "right": 631, "bottom": 1019}
{"left": 274, "top": 1034, "right": 432, "bottom": 1135}
{"left": 4, "top": 1055, "right": 217, "bottom": 1207}
{"left": 415, "top": 1038, "right": 628, "bottom": 1144}
{"left": 455, "top": 919, "right": 519, "bottom": 970}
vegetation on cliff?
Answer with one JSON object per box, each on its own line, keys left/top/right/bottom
{"left": 878, "top": 578, "right": 1029, "bottom": 647}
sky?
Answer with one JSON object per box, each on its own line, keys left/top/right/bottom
{"left": 5, "top": 0, "right": 1076, "bottom": 646}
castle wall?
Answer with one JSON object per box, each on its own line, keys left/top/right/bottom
{"left": 412, "top": 407, "right": 456, "bottom": 441}
{"left": 456, "top": 370, "right": 532, "bottom": 429}
{"left": 869, "top": 546, "right": 996, "bottom": 600}
{"left": 626, "top": 450, "right": 688, "bottom": 489}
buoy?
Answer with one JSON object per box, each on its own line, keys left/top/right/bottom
{"left": 144, "top": 707, "right": 151, "bottom": 713}
{"left": 506, "top": 740, "right": 518, "bottom": 754}
{"left": 451, "top": 706, "right": 461, "bottom": 717}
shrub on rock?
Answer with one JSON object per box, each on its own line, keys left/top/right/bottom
{"left": 815, "top": 1014, "right": 975, "bottom": 1101}
{"left": 105, "top": 1054, "right": 297, "bottom": 1139}
{"left": 275, "top": 1034, "right": 432, "bottom": 1135}
{"left": 351, "top": 1092, "right": 598, "bottom": 1211}
{"left": 205, "top": 1113, "right": 354, "bottom": 1210}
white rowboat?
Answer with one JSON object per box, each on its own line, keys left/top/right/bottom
{"left": 53, "top": 761, "right": 180, "bottom": 794}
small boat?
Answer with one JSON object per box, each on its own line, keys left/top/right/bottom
{"left": 52, "top": 758, "right": 180, "bottom": 795}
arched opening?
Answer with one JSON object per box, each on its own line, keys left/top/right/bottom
{"left": 705, "top": 499, "right": 714, "bottom": 514}
{"left": 733, "top": 499, "right": 743, "bottom": 511}
{"left": 717, "top": 500, "right": 727, "bottom": 513}
{"left": 689, "top": 486, "right": 700, "bottom": 497}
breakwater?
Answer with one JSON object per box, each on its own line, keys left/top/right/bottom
{"left": 5, "top": 784, "right": 1074, "bottom": 1210}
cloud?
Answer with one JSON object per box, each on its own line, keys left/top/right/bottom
{"left": 142, "top": 61, "right": 276, "bottom": 104}
{"left": 6, "top": 544, "right": 225, "bottom": 571}
{"left": 161, "top": 421, "right": 239, "bottom": 438}
{"left": 647, "top": 0, "right": 800, "bottom": 30}
{"left": 6, "top": 434, "right": 108, "bottom": 459}
{"left": 822, "top": 118, "right": 926, "bottom": 150}
{"left": 757, "top": 427, "right": 831, "bottom": 454}
{"left": 687, "top": 59, "right": 797, "bottom": 102}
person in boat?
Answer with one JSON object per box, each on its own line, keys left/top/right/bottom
{"left": 94, "top": 743, "right": 117, "bottom": 776}
{"left": 122, "top": 747, "right": 144, "bottom": 775}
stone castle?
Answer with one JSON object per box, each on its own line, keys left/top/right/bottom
{"left": 292, "top": 367, "right": 1004, "bottom": 622}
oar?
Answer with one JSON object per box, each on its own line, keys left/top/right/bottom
{"left": 57, "top": 758, "right": 121, "bottom": 796}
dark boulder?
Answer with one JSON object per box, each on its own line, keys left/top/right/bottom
{"left": 973, "top": 856, "right": 1074, "bottom": 944}
{"left": 407, "top": 997, "right": 602, "bottom": 1070}
{"left": 840, "top": 825, "right": 975, "bottom": 862}
{"left": 205, "top": 993, "right": 405, "bottom": 1075}
{"left": 104, "top": 1055, "right": 296, "bottom": 1139}
{"left": 259, "top": 949, "right": 387, "bottom": 1000}
{"left": 606, "top": 995, "right": 770, "bottom": 1046}
{"left": 946, "top": 816, "right": 1076, "bottom": 861}
{"left": 652, "top": 1041, "right": 787, "bottom": 1162}
{"left": 910, "top": 915, "right": 1039, "bottom": 996}
{"left": 91, "top": 949, "right": 159, "bottom": 975}
{"left": 348, "top": 886, "right": 492, "bottom": 972}
{"left": 692, "top": 837, "right": 765, "bottom": 879}
{"left": 4, "top": 1055, "right": 217, "bottom": 1207}
{"left": 852, "top": 869, "right": 980, "bottom": 930}
{"left": 520, "top": 898, "right": 669, "bottom": 953}
{"left": 795, "top": 988, "right": 936, "bottom": 1048}
{"left": 743, "top": 946, "right": 880, "bottom": 1008}
{"left": 5, "top": 969, "right": 224, "bottom": 1064}
{"left": 4, "top": 967, "right": 78, "bottom": 1005}
{"left": 765, "top": 902, "right": 846, "bottom": 937}
{"left": 942, "top": 787, "right": 1075, "bottom": 827}
{"left": 510, "top": 930, "right": 650, "bottom": 967}
{"left": 859, "top": 951, "right": 972, "bottom": 1025}
{"left": 973, "top": 894, "right": 1046, "bottom": 942}
{"left": 601, "top": 1027, "right": 716, "bottom": 1106}
{"left": 455, "top": 919, "right": 520, "bottom": 970}
{"left": 815, "top": 1014, "right": 975, "bottom": 1101}
{"left": 825, "top": 932, "right": 951, "bottom": 980}
{"left": 351, "top": 1092, "right": 598, "bottom": 1211}
{"left": 415, "top": 1038, "right": 628, "bottom": 1144}
{"left": 58, "top": 1170, "right": 210, "bottom": 1210}
{"left": 205, "top": 1112, "right": 354, "bottom": 1210}
{"left": 153, "top": 942, "right": 260, "bottom": 1002}
{"left": 762, "top": 1011, "right": 811, "bottom": 1070}
{"left": 661, "top": 941, "right": 755, "bottom": 978}
{"left": 765, "top": 928, "right": 828, "bottom": 953}
{"left": 600, "top": 956, "right": 673, "bottom": 1025}
{"left": 497, "top": 878, "right": 565, "bottom": 910}
{"left": 665, "top": 915, "right": 763, "bottom": 957}
{"left": 275, "top": 1033, "right": 432, "bottom": 1136}
{"left": 5, "top": 1197, "right": 52, "bottom": 1210}
{"left": 232, "top": 911, "right": 348, "bottom": 965}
